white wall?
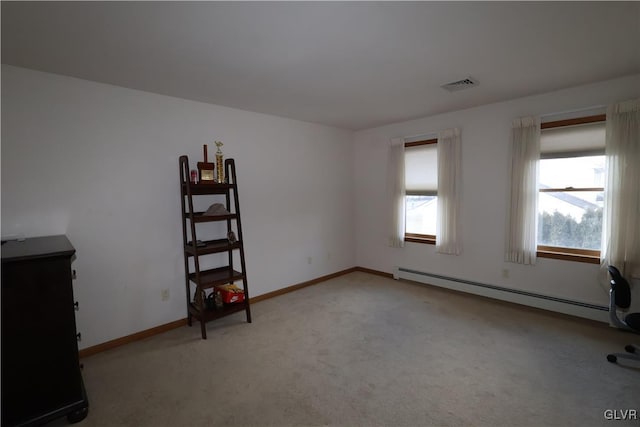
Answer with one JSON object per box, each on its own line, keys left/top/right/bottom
{"left": 353, "top": 74, "right": 640, "bottom": 308}
{"left": 1, "top": 65, "right": 355, "bottom": 349}
{"left": 3, "top": 65, "right": 637, "bottom": 348}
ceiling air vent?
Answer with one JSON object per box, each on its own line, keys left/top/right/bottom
{"left": 441, "top": 77, "right": 479, "bottom": 92}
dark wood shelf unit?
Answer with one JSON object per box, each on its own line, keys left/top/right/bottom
{"left": 179, "top": 155, "right": 251, "bottom": 339}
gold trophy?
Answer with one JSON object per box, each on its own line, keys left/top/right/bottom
{"left": 215, "top": 141, "right": 224, "bottom": 183}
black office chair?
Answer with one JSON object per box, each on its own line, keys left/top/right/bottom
{"left": 606, "top": 265, "right": 640, "bottom": 364}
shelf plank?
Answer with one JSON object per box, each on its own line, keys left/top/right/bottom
{"left": 184, "top": 212, "right": 238, "bottom": 223}
{"left": 188, "top": 266, "right": 244, "bottom": 288}
{"left": 184, "top": 239, "right": 242, "bottom": 256}
{"left": 188, "top": 302, "right": 247, "bottom": 322}
{"left": 182, "top": 183, "right": 235, "bottom": 195}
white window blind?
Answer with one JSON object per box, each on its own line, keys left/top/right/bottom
{"left": 404, "top": 144, "right": 437, "bottom": 195}
{"left": 540, "top": 121, "right": 605, "bottom": 158}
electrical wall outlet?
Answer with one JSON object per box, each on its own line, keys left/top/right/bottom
{"left": 161, "top": 289, "right": 170, "bottom": 301}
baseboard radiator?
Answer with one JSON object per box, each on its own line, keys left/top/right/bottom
{"left": 394, "top": 267, "right": 609, "bottom": 323}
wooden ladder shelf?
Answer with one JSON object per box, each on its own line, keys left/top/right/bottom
{"left": 179, "top": 155, "right": 251, "bottom": 339}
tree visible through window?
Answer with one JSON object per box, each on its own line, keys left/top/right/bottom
{"left": 538, "top": 116, "right": 605, "bottom": 259}
{"left": 404, "top": 138, "right": 437, "bottom": 243}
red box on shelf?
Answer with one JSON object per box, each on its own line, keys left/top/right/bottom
{"left": 215, "top": 284, "right": 245, "bottom": 304}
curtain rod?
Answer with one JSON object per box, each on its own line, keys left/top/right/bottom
{"left": 540, "top": 105, "right": 606, "bottom": 121}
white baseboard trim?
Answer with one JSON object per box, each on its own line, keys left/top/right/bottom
{"left": 394, "top": 267, "right": 609, "bottom": 323}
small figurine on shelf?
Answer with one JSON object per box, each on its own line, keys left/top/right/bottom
{"left": 215, "top": 140, "right": 225, "bottom": 183}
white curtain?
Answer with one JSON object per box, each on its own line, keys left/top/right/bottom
{"left": 506, "top": 117, "right": 540, "bottom": 264}
{"left": 387, "top": 138, "right": 405, "bottom": 248}
{"left": 436, "top": 128, "right": 462, "bottom": 255}
{"left": 601, "top": 99, "right": 640, "bottom": 279}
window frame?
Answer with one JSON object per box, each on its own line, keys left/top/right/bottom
{"left": 537, "top": 114, "right": 605, "bottom": 264}
{"left": 403, "top": 138, "right": 438, "bottom": 245}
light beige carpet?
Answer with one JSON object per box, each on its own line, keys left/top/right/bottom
{"left": 64, "top": 272, "right": 639, "bottom": 426}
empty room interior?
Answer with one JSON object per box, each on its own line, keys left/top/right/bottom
{"left": 1, "top": 2, "right": 640, "bottom": 426}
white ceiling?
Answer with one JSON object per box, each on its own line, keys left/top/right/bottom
{"left": 2, "top": 2, "right": 639, "bottom": 130}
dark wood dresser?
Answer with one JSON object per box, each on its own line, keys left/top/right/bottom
{"left": 2, "top": 235, "right": 89, "bottom": 426}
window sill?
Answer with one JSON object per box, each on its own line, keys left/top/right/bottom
{"left": 537, "top": 247, "right": 600, "bottom": 264}
{"left": 405, "top": 234, "right": 436, "bottom": 245}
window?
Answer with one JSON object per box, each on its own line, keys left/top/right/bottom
{"left": 537, "top": 115, "right": 605, "bottom": 262}
{"left": 404, "top": 138, "right": 437, "bottom": 244}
